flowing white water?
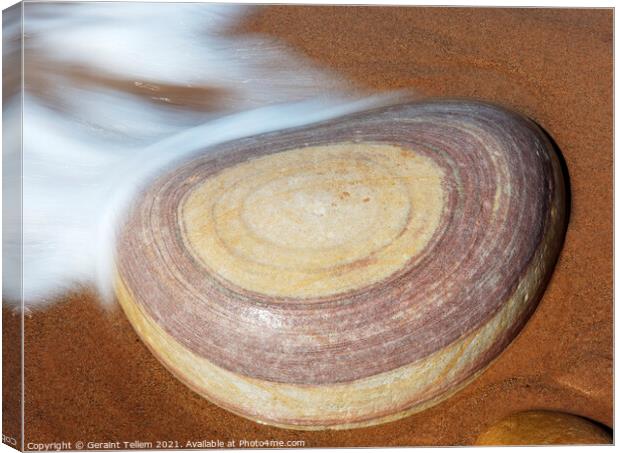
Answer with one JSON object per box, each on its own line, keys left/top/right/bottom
{"left": 3, "top": 3, "right": 400, "bottom": 309}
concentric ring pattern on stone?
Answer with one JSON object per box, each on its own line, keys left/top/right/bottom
{"left": 116, "top": 100, "right": 566, "bottom": 429}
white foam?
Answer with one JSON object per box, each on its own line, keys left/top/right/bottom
{"left": 3, "top": 3, "right": 399, "bottom": 309}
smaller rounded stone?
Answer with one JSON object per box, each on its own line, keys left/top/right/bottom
{"left": 475, "top": 411, "right": 612, "bottom": 446}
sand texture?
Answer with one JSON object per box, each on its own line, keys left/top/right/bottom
{"left": 5, "top": 6, "right": 612, "bottom": 447}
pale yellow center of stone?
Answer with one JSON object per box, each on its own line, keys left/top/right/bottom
{"left": 181, "top": 142, "right": 445, "bottom": 298}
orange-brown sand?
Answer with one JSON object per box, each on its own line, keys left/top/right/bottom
{"left": 4, "top": 6, "right": 612, "bottom": 447}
